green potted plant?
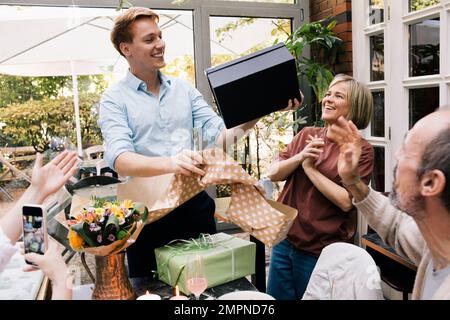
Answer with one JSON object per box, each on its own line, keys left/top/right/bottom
{"left": 276, "top": 17, "right": 344, "bottom": 127}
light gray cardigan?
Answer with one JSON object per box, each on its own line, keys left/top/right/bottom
{"left": 354, "top": 188, "right": 450, "bottom": 300}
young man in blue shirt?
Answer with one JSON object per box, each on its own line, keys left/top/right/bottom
{"left": 99, "top": 7, "right": 301, "bottom": 277}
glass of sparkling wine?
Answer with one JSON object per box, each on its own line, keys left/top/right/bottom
{"left": 185, "top": 254, "right": 208, "bottom": 300}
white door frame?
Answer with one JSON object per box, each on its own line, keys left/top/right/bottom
{"left": 352, "top": 0, "right": 450, "bottom": 239}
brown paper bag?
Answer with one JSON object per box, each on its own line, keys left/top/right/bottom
{"left": 117, "top": 173, "right": 205, "bottom": 224}
{"left": 215, "top": 196, "right": 297, "bottom": 247}
{"left": 117, "top": 148, "right": 297, "bottom": 247}
{"left": 69, "top": 184, "right": 118, "bottom": 217}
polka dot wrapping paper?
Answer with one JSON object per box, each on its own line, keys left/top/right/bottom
{"left": 117, "top": 148, "right": 297, "bottom": 247}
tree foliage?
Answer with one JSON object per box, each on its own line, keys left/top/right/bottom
{"left": 211, "top": 17, "right": 305, "bottom": 181}
{"left": 277, "top": 18, "right": 344, "bottom": 127}
{"left": 410, "top": 0, "right": 440, "bottom": 11}
{"left": 0, "top": 93, "right": 102, "bottom": 152}
{"left": 0, "top": 74, "right": 107, "bottom": 108}
{"left": 163, "top": 55, "right": 195, "bottom": 85}
{"left": 0, "top": 75, "right": 69, "bottom": 108}
{"left": 215, "top": 18, "right": 258, "bottom": 43}
{"left": 0, "top": 74, "right": 107, "bottom": 150}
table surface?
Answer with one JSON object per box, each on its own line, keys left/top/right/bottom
{"left": 45, "top": 190, "right": 268, "bottom": 293}
{"left": 72, "top": 277, "right": 257, "bottom": 300}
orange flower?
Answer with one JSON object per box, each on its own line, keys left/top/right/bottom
{"left": 68, "top": 211, "right": 85, "bottom": 226}
{"left": 68, "top": 229, "right": 85, "bottom": 250}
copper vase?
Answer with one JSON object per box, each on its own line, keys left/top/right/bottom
{"left": 91, "top": 252, "right": 136, "bottom": 300}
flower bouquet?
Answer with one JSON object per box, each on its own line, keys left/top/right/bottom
{"left": 67, "top": 198, "right": 148, "bottom": 255}
{"left": 66, "top": 198, "right": 148, "bottom": 300}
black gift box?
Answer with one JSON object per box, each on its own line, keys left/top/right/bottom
{"left": 205, "top": 42, "right": 300, "bottom": 128}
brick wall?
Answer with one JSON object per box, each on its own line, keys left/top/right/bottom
{"left": 310, "top": 0, "right": 353, "bottom": 75}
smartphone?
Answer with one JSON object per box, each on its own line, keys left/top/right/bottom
{"left": 22, "top": 204, "right": 47, "bottom": 265}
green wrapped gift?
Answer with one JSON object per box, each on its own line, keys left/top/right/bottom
{"left": 155, "top": 233, "right": 256, "bottom": 295}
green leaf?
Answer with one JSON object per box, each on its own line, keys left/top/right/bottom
{"left": 116, "top": 230, "right": 128, "bottom": 240}
{"left": 327, "top": 20, "right": 337, "bottom": 31}
{"left": 132, "top": 202, "right": 148, "bottom": 221}
{"left": 325, "top": 37, "right": 332, "bottom": 48}
{"left": 71, "top": 222, "right": 98, "bottom": 247}
{"left": 104, "top": 215, "right": 119, "bottom": 239}
{"left": 299, "top": 24, "right": 310, "bottom": 34}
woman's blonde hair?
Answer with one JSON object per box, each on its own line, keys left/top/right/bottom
{"left": 110, "top": 7, "right": 159, "bottom": 56}
{"left": 328, "top": 74, "right": 373, "bottom": 129}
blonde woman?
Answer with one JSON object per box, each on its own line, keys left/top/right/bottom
{"left": 267, "top": 74, "right": 374, "bottom": 299}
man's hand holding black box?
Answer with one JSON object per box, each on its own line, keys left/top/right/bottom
{"left": 206, "top": 43, "right": 302, "bottom": 128}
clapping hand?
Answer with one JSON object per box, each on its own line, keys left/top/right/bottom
{"left": 301, "top": 134, "right": 324, "bottom": 168}
{"left": 328, "top": 116, "right": 362, "bottom": 184}
{"left": 31, "top": 150, "right": 80, "bottom": 202}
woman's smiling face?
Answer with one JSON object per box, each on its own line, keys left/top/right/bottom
{"left": 321, "top": 81, "right": 350, "bottom": 125}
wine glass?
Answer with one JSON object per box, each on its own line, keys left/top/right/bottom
{"left": 185, "top": 254, "right": 208, "bottom": 300}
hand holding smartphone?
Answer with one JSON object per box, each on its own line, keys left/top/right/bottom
{"left": 22, "top": 204, "right": 47, "bottom": 265}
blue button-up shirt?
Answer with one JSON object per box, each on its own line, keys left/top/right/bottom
{"left": 98, "top": 71, "right": 225, "bottom": 170}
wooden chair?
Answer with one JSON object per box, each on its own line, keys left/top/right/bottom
{"left": 78, "top": 145, "right": 113, "bottom": 179}
{"left": 0, "top": 152, "right": 31, "bottom": 183}
{"left": 96, "top": 159, "right": 119, "bottom": 179}
{"left": 84, "top": 145, "right": 105, "bottom": 160}
{"left": 363, "top": 192, "right": 417, "bottom": 300}
{"left": 0, "top": 151, "right": 32, "bottom": 201}
{"left": 363, "top": 233, "right": 416, "bottom": 300}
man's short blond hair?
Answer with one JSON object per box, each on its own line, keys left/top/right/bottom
{"left": 328, "top": 74, "right": 373, "bottom": 129}
{"left": 111, "top": 7, "right": 159, "bottom": 56}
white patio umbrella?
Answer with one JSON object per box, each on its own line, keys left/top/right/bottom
{"left": 0, "top": 5, "right": 194, "bottom": 156}
{"left": 0, "top": 6, "right": 126, "bottom": 156}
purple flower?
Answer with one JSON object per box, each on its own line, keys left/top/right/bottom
{"left": 108, "top": 234, "right": 116, "bottom": 242}
{"left": 97, "top": 234, "right": 103, "bottom": 243}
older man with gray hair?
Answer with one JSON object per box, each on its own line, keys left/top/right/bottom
{"left": 303, "top": 108, "right": 450, "bottom": 300}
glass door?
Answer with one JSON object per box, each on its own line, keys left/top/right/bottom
{"left": 353, "top": 0, "right": 449, "bottom": 193}
{"left": 352, "top": 0, "right": 449, "bottom": 242}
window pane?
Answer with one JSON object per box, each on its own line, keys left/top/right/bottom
{"left": 371, "top": 91, "right": 385, "bottom": 137}
{"left": 158, "top": 10, "right": 195, "bottom": 85}
{"left": 369, "top": 0, "right": 384, "bottom": 25}
{"left": 370, "top": 34, "right": 384, "bottom": 81}
{"left": 409, "top": 0, "right": 440, "bottom": 12}
{"left": 371, "top": 146, "right": 385, "bottom": 192}
{"left": 409, "top": 87, "right": 439, "bottom": 128}
{"left": 209, "top": 16, "right": 291, "bottom": 67}
{"left": 209, "top": 16, "right": 292, "bottom": 172}
{"left": 409, "top": 18, "right": 440, "bottom": 77}
{"left": 0, "top": 7, "right": 196, "bottom": 85}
